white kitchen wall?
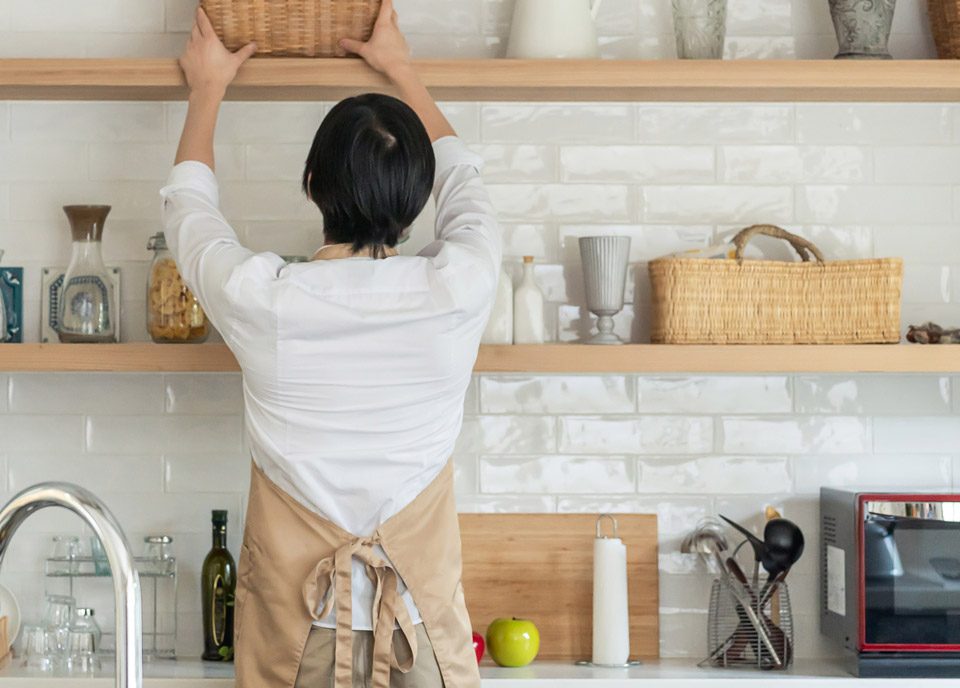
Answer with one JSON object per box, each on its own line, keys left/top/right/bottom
{"left": 0, "top": 0, "right": 957, "bottom": 662}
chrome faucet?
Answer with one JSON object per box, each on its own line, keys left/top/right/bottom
{"left": 0, "top": 483, "right": 142, "bottom": 688}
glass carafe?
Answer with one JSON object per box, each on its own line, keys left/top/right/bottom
{"left": 58, "top": 206, "right": 117, "bottom": 343}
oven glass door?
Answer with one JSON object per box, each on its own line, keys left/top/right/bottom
{"left": 863, "top": 500, "right": 960, "bottom": 649}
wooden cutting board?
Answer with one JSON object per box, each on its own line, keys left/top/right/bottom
{"left": 459, "top": 513, "right": 659, "bottom": 661}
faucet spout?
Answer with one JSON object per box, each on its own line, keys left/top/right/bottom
{"left": 0, "top": 483, "right": 142, "bottom": 688}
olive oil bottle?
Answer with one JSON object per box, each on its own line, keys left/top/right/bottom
{"left": 201, "top": 510, "right": 236, "bottom": 661}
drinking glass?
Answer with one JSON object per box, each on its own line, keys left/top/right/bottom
{"left": 672, "top": 0, "right": 728, "bottom": 59}
{"left": 50, "top": 535, "right": 81, "bottom": 575}
{"left": 22, "top": 626, "right": 57, "bottom": 672}
{"left": 66, "top": 629, "right": 101, "bottom": 674}
{"left": 42, "top": 594, "right": 76, "bottom": 656}
{"left": 90, "top": 536, "right": 111, "bottom": 576}
{"left": 143, "top": 535, "right": 174, "bottom": 561}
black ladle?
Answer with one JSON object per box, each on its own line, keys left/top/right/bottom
{"left": 720, "top": 515, "right": 805, "bottom": 577}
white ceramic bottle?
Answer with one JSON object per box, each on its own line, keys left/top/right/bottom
{"left": 513, "top": 256, "right": 545, "bottom": 344}
{"left": 482, "top": 266, "right": 514, "bottom": 345}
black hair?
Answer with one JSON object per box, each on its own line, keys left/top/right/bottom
{"left": 302, "top": 93, "right": 436, "bottom": 259}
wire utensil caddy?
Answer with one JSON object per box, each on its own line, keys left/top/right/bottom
{"left": 702, "top": 567, "right": 794, "bottom": 670}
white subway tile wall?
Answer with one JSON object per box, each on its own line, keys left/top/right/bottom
{"left": 0, "top": 0, "right": 955, "bottom": 663}
{"left": 0, "top": 372, "right": 954, "bottom": 659}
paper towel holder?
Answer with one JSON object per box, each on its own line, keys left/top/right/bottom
{"left": 596, "top": 513, "right": 619, "bottom": 539}
{"left": 575, "top": 514, "right": 643, "bottom": 669}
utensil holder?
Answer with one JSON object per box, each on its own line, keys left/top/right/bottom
{"left": 579, "top": 236, "right": 631, "bottom": 345}
{"left": 702, "top": 576, "right": 794, "bottom": 670}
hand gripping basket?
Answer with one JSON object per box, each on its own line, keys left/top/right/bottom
{"left": 201, "top": 0, "right": 381, "bottom": 57}
{"left": 648, "top": 225, "right": 903, "bottom": 345}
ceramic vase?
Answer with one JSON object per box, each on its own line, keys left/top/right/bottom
{"left": 482, "top": 266, "right": 514, "bottom": 345}
{"left": 672, "top": 0, "right": 728, "bottom": 59}
{"left": 829, "top": 0, "right": 896, "bottom": 59}
{"left": 507, "top": 0, "right": 603, "bottom": 59}
{"left": 579, "top": 236, "right": 631, "bottom": 345}
{"left": 514, "top": 257, "right": 545, "bottom": 344}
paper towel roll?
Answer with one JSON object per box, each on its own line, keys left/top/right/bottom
{"left": 592, "top": 536, "right": 630, "bottom": 665}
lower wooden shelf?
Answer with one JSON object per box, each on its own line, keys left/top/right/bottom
{"left": 0, "top": 343, "right": 955, "bottom": 373}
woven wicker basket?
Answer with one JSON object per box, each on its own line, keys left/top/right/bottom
{"left": 201, "top": 0, "right": 381, "bottom": 57}
{"left": 929, "top": 0, "right": 960, "bottom": 58}
{"left": 648, "top": 225, "right": 903, "bottom": 345}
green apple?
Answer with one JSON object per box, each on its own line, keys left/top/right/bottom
{"left": 485, "top": 617, "right": 540, "bottom": 667}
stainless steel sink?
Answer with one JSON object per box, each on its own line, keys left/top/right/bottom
{"left": 0, "top": 484, "right": 143, "bottom": 688}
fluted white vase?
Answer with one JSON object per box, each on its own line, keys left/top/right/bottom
{"left": 579, "top": 236, "right": 631, "bottom": 345}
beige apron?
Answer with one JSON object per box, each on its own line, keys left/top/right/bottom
{"left": 235, "top": 461, "right": 481, "bottom": 688}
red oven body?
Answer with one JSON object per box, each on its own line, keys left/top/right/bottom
{"left": 821, "top": 489, "right": 960, "bottom": 677}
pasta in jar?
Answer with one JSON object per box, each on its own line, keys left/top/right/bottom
{"left": 147, "top": 233, "right": 209, "bottom": 343}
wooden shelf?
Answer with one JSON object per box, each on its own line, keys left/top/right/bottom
{"left": 1, "top": 59, "right": 959, "bottom": 102}
{"left": 0, "top": 344, "right": 956, "bottom": 373}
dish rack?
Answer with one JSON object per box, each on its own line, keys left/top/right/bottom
{"left": 44, "top": 555, "right": 177, "bottom": 660}
{"left": 702, "top": 575, "right": 794, "bottom": 670}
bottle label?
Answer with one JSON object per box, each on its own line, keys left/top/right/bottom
{"left": 211, "top": 574, "right": 226, "bottom": 646}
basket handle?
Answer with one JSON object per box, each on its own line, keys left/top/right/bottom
{"left": 731, "top": 225, "right": 826, "bottom": 264}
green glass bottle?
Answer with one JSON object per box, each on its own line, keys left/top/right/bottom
{"left": 201, "top": 510, "right": 236, "bottom": 662}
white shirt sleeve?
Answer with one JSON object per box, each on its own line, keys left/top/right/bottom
{"left": 159, "top": 161, "right": 284, "bottom": 345}
{"left": 419, "top": 136, "right": 502, "bottom": 314}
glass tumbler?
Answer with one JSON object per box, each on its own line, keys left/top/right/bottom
{"left": 22, "top": 625, "right": 57, "bottom": 672}
{"left": 672, "top": 0, "right": 728, "bottom": 59}
{"left": 42, "top": 594, "right": 76, "bottom": 655}
{"left": 66, "top": 629, "right": 101, "bottom": 674}
{"left": 91, "top": 536, "right": 111, "bottom": 576}
{"left": 143, "top": 535, "right": 174, "bottom": 562}
{"left": 50, "top": 535, "right": 82, "bottom": 575}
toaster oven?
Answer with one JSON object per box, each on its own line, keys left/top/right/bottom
{"left": 821, "top": 488, "right": 960, "bottom": 677}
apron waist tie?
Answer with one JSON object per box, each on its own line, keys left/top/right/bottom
{"left": 302, "top": 535, "right": 419, "bottom": 688}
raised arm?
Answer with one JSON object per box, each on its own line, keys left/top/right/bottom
{"left": 163, "top": 10, "right": 280, "bottom": 345}
{"left": 175, "top": 7, "right": 257, "bottom": 168}
{"left": 343, "top": 0, "right": 501, "bottom": 306}
{"left": 340, "top": 0, "right": 454, "bottom": 142}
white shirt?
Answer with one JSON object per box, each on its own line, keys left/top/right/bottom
{"left": 160, "top": 136, "right": 501, "bottom": 629}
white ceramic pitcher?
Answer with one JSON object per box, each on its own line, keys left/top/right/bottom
{"left": 506, "top": 0, "right": 604, "bottom": 59}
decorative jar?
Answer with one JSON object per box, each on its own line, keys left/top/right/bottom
{"left": 830, "top": 0, "right": 896, "bottom": 59}
{"left": 672, "top": 0, "right": 728, "bottom": 59}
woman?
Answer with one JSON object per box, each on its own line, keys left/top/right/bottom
{"left": 163, "top": 2, "right": 499, "bottom": 686}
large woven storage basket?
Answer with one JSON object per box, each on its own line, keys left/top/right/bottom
{"left": 929, "top": 0, "right": 960, "bottom": 58}
{"left": 648, "top": 225, "right": 903, "bottom": 345}
{"left": 201, "top": 0, "right": 381, "bottom": 57}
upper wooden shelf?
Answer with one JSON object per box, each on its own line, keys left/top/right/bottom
{"left": 1, "top": 59, "right": 959, "bottom": 102}
{"left": 0, "top": 344, "right": 956, "bottom": 373}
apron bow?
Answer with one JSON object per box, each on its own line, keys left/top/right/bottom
{"left": 302, "top": 535, "right": 418, "bottom": 688}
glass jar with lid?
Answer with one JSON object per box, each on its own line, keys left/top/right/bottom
{"left": 146, "top": 233, "right": 209, "bottom": 343}
{"left": 71, "top": 608, "right": 102, "bottom": 651}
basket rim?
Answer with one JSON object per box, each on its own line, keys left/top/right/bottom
{"left": 647, "top": 256, "right": 904, "bottom": 267}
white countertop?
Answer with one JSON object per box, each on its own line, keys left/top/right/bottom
{"left": 2, "top": 659, "right": 960, "bottom": 686}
